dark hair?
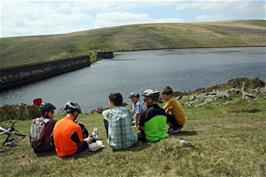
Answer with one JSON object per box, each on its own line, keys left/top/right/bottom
{"left": 109, "top": 92, "right": 123, "bottom": 106}
{"left": 161, "top": 86, "right": 173, "bottom": 95}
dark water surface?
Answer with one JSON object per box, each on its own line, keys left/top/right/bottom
{"left": 1, "top": 47, "right": 265, "bottom": 111}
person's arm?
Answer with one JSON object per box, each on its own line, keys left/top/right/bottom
{"left": 102, "top": 109, "right": 110, "bottom": 120}
{"left": 71, "top": 126, "right": 91, "bottom": 153}
{"left": 133, "top": 103, "right": 142, "bottom": 121}
{"left": 164, "top": 100, "right": 174, "bottom": 114}
{"left": 138, "top": 111, "right": 146, "bottom": 131}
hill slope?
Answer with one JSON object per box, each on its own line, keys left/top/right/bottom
{"left": 1, "top": 20, "right": 265, "bottom": 68}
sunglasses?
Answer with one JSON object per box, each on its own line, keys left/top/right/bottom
{"left": 50, "top": 110, "right": 55, "bottom": 114}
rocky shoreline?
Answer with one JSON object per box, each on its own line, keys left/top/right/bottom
{"left": 177, "top": 77, "right": 265, "bottom": 107}
{"left": 0, "top": 77, "right": 265, "bottom": 120}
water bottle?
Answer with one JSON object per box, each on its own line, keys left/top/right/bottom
{"left": 92, "top": 128, "right": 98, "bottom": 139}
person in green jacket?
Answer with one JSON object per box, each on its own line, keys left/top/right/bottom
{"left": 138, "top": 89, "right": 168, "bottom": 142}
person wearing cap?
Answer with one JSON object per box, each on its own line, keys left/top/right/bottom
{"left": 102, "top": 92, "right": 138, "bottom": 150}
{"left": 128, "top": 92, "right": 145, "bottom": 127}
{"left": 161, "top": 86, "right": 186, "bottom": 134}
{"left": 138, "top": 89, "right": 168, "bottom": 142}
{"left": 53, "top": 102, "right": 94, "bottom": 157}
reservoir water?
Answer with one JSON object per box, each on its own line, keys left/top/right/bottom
{"left": 1, "top": 47, "right": 265, "bottom": 112}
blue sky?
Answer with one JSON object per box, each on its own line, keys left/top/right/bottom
{"left": 1, "top": 0, "right": 265, "bottom": 37}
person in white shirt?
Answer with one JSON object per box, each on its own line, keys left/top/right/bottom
{"left": 128, "top": 92, "right": 145, "bottom": 127}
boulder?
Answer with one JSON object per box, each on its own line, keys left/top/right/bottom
{"left": 242, "top": 92, "right": 257, "bottom": 99}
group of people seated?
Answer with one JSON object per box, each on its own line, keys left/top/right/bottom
{"left": 29, "top": 86, "right": 186, "bottom": 157}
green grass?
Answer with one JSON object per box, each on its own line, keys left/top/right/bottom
{"left": 0, "top": 95, "right": 266, "bottom": 177}
{"left": 1, "top": 20, "right": 266, "bottom": 68}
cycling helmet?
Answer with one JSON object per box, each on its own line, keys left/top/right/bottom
{"left": 142, "top": 89, "right": 160, "bottom": 101}
{"left": 64, "top": 101, "right": 81, "bottom": 113}
{"left": 128, "top": 92, "right": 140, "bottom": 98}
{"left": 40, "top": 103, "right": 56, "bottom": 114}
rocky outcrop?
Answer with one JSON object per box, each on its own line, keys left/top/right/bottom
{"left": 191, "top": 77, "right": 265, "bottom": 94}
{"left": 180, "top": 78, "right": 266, "bottom": 107}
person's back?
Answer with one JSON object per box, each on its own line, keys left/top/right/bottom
{"left": 30, "top": 103, "right": 56, "bottom": 154}
{"left": 53, "top": 102, "right": 92, "bottom": 157}
{"left": 161, "top": 86, "right": 186, "bottom": 133}
{"left": 103, "top": 106, "right": 138, "bottom": 150}
{"left": 139, "top": 89, "right": 168, "bottom": 142}
{"left": 140, "top": 104, "right": 168, "bottom": 142}
{"left": 164, "top": 97, "right": 186, "bottom": 126}
{"left": 53, "top": 116, "right": 84, "bottom": 157}
{"left": 102, "top": 92, "right": 138, "bottom": 150}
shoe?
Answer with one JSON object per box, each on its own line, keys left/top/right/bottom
{"left": 168, "top": 127, "right": 181, "bottom": 135}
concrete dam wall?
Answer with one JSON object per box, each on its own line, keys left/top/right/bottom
{"left": 0, "top": 55, "right": 90, "bottom": 90}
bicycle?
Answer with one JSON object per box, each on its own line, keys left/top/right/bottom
{"left": 0, "top": 121, "right": 26, "bottom": 152}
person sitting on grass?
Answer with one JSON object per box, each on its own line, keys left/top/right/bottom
{"left": 128, "top": 92, "right": 145, "bottom": 127}
{"left": 30, "top": 103, "right": 57, "bottom": 154}
{"left": 161, "top": 86, "right": 186, "bottom": 134}
{"left": 102, "top": 92, "right": 138, "bottom": 150}
{"left": 138, "top": 89, "right": 168, "bottom": 142}
{"left": 53, "top": 102, "right": 102, "bottom": 157}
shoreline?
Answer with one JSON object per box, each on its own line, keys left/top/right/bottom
{"left": 113, "top": 45, "right": 266, "bottom": 53}
{"left": 1, "top": 77, "right": 265, "bottom": 120}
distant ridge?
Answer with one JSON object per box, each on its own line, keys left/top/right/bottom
{"left": 0, "top": 20, "right": 265, "bottom": 68}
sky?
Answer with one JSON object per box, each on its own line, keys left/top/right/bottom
{"left": 0, "top": 0, "right": 265, "bottom": 37}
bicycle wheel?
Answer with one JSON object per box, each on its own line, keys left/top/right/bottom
{"left": 13, "top": 129, "right": 26, "bottom": 138}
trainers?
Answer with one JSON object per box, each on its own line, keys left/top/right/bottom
{"left": 168, "top": 127, "right": 181, "bottom": 135}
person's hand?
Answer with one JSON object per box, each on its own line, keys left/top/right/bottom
{"left": 83, "top": 137, "right": 93, "bottom": 144}
{"left": 165, "top": 107, "right": 173, "bottom": 114}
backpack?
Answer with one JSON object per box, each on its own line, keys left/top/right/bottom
{"left": 30, "top": 117, "right": 54, "bottom": 153}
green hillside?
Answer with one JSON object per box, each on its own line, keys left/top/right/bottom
{"left": 0, "top": 20, "right": 265, "bottom": 68}
{"left": 1, "top": 95, "right": 266, "bottom": 177}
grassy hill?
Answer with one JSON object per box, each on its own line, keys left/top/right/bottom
{"left": 0, "top": 95, "right": 265, "bottom": 177}
{"left": 0, "top": 20, "right": 266, "bottom": 68}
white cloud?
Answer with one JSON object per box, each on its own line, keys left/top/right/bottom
{"left": 1, "top": 2, "right": 96, "bottom": 37}
{"left": 94, "top": 12, "right": 184, "bottom": 28}
{"left": 151, "top": 18, "right": 184, "bottom": 23}
{"left": 194, "top": 15, "right": 229, "bottom": 22}
{"left": 1, "top": 1, "right": 264, "bottom": 37}
{"left": 176, "top": 3, "right": 190, "bottom": 11}
{"left": 1, "top": 1, "right": 142, "bottom": 37}
{"left": 175, "top": 1, "right": 266, "bottom": 22}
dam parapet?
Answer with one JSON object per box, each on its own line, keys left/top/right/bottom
{"left": 0, "top": 55, "right": 90, "bottom": 90}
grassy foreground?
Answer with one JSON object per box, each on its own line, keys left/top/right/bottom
{"left": 0, "top": 95, "right": 265, "bottom": 177}
{"left": 1, "top": 20, "right": 266, "bottom": 68}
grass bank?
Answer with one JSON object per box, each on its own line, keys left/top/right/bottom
{"left": 1, "top": 20, "right": 265, "bottom": 68}
{"left": 0, "top": 95, "right": 265, "bottom": 177}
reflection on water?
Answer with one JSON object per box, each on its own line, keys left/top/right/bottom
{"left": 1, "top": 47, "right": 265, "bottom": 111}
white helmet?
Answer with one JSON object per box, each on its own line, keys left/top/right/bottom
{"left": 64, "top": 101, "right": 81, "bottom": 113}
{"left": 142, "top": 89, "right": 160, "bottom": 100}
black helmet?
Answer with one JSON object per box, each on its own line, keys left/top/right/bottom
{"left": 142, "top": 89, "right": 160, "bottom": 101}
{"left": 40, "top": 103, "right": 56, "bottom": 114}
{"left": 128, "top": 92, "right": 140, "bottom": 98}
{"left": 64, "top": 101, "right": 81, "bottom": 113}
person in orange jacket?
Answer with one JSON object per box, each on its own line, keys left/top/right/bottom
{"left": 53, "top": 101, "right": 93, "bottom": 157}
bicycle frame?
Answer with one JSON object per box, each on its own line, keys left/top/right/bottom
{"left": 0, "top": 122, "right": 26, "bottom": 147}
